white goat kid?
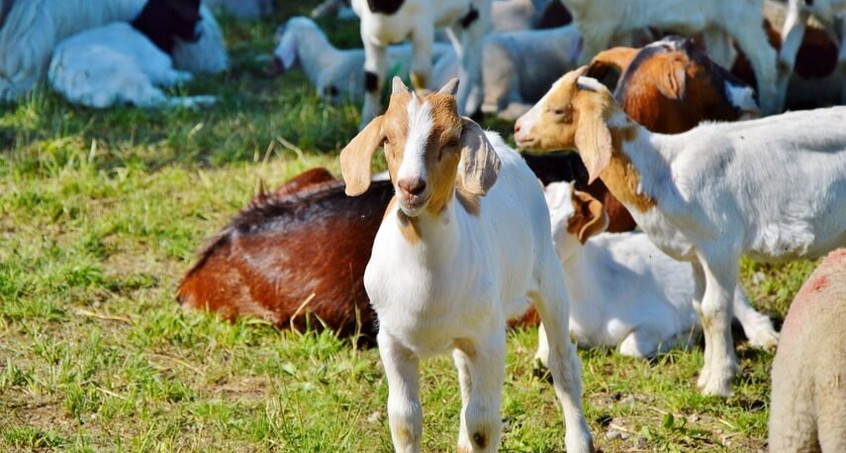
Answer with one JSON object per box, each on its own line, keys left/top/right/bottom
{"left": 351, "top": 0, "right": 492, "bottom": 127}
{"left": 0, "top": 0, "right": 227, "bottom": 101}
{"left": 557, "top": 0, "right": 781, "bottom": 114}
{"left": 542, "top": 182, "right": 778, "bottom": 359}
{"left": 515, "top": 67, "right": 846, "bottom": 396}
{"left": 341, "top": 77, "right": 593, "bottom": 453}
{"left": 48, "top": 23, "right": 215, "bottom": 109}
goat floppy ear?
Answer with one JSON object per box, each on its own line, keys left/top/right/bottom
{"left": 459, "top": 119, "right": 501, "bottom": 196}
{"left": 573, "top": 77, "right": 614, "bottom": 184}
{"left": 568, "top": 189, "right": 609, "bottom": 244}
{"left": 652, "top": 55, "right": 687, "bottom": 100}
{"left": 340, "top": 116, "right": 384, "bottom": 196}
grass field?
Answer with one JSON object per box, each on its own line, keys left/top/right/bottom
{"left": 0, "top": 2, "right": 820, "bottom": 451}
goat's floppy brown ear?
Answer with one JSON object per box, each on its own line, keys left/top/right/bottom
{"left": 573, "top": 78, "right": 614, "bottom": 184}
{"left": 587, "top": 47, "right": 638, "bottom": 88}
{"left": 459, "top": 119, "right": 501, "bottom": 196}
{"left": 652, "top": 55, "right": 687, "bottom": 100}
{"left": 340, "top": 116, "right": 384, "bottom": 196}
{"left": 568, "top": 189, "right": 609, "bottom": 244}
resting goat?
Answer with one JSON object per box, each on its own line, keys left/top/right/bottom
{"left": 48, "top": 0, "right": 215, "bottom": 108}
{"left": 0, "top": 0, "right": 228, "bottom": 101}
{"left": 515, "top": 67, "right": 846, "bottom": 396}
{"left": 341, "top": 76, "right": 593, "bottom": 452}
{"left": 542, "top": 182, "right": 777, "bottom": 359}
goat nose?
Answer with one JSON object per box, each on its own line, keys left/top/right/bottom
{"left": 398, "top": 178, "right": 426, "bottom": 196}
{"left": 514, "top": 121, "right": 522, "bottom": 134}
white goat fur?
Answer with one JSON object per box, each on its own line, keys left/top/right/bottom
{"left": 0, "top": 0, "right": 227, "bottom": 101}
{"left": 432, "top": 24, "right": 583, "bottom": 120}
{"left": 341, "top": 78, "right": 592, "bottom": 452}
{"left": 557, "top": 0, "right": 780, "bottom": 114}
{"left": 351, "top": 0, "right": 492, "bottom": 127}
{"left": 779, "top": 0, "right": 846, "bottom": 106}
{"left": 769, "top": 248, "right": 846, "bottom": 453}
{"left": 516, "top": 70, "right": 846, "bottom": 396}
{"left": 541, "top": 182, "right": 778, "bottom": 359}
{"left": 274, "top": 17, "right": 452, "bottom": 105}
{"left": 48, "top": 23, "right": 215, "bottom": 109}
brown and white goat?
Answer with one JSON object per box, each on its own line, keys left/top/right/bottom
{"left": 585, "top": 36, "right": 759, "bottom": 134}
{"left": 514, "top": 67, "right": 846, "bottom": 397}
{"left": 177, "top": 168, "right": 391, "bottom": 343}
{"left": 342, "top": 76, "right": 593, "bottom": 452}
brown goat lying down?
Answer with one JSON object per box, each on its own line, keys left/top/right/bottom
{"left": 181, "top": 161, "right": 623, "bottom": 339}
{"left": 177, "top": 169, "right": 391, "bottom": 341}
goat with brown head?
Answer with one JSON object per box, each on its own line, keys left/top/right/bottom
{"left": 342, "top": 76, "right": 500, "bottom": 223}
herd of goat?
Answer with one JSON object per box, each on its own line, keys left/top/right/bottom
{"left": 3, "top": 0, "right": 846, "bottom": 451}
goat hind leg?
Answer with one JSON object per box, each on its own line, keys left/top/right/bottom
{"left": 535, "top": 267, "right": 594, "bottom": 453}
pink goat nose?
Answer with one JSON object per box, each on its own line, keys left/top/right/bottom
{"left": 398, "top": 178, "right": 426, "bottom": 196}
{"left": 514, "top": 121, "right": 522, "bottom": 135}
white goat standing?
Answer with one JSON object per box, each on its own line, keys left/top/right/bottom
{"left": 541, "top": 182, "right": 778, "bottom": 359}
{"left": 351, "top": 0, "right": 492, "bottom": 128}
{"left": 515, "top": 67, "right": 846, "bottom": 396}
{"left": 341, "top": 76, "right": 593, "bottom": 452}
{"left": 557, "top": 0, "right": 781, "bottom": 114}
{"left": 779, "top": 0, "right": 846, "bottom": 107}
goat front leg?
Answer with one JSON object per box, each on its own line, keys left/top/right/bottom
{"left": 409, "top": 26, "right": 433, "bottom": 94}
{"left": 361, "top": 39, "right": 387, "bottom": 129}
{"left": 453, "top": 331, "right": 504, "bottom": 453}
{"left": 378, "top": 330, "right": 422, "bottom": 453}
{"left": 536, "top": 265, "right": 594, "bottom": 453}
{"left": 449, "top": 3, "right": 489, "bottom": 116}
{"left": 777, "top": 1, "right": 811, "bottom": 110}
{"left": 695, "top": 255, "right": 739, "bottom": 397}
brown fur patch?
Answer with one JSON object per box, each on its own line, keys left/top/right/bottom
{"left": 453, "top": 338, "right": 477, "bottom": 358}
{"left": 566, "top": 190, "right": 608, "bottom": 243}
{"left": 397, "top": 208, "right": 422, "bottom": 244}
{"left": 410, "top": 72, "right": 428, "bottom": 91}
{"left": 455, "top": 186, "right": 480, "bottom": 216}
{"left": 601, "top": 128, "right": 656, "bottom": 213}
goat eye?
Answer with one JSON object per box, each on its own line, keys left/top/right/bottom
{"left": 446, "top": 138, "right": 460, "bottom": 149}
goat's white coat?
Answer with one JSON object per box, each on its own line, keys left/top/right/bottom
{"left": 0, "top": 0, "right": 227, "bottom": 101}
{"left": 48, "top": 23, "right": 215, "bottom": 109}
{"left": 273, "top": 17, "right": 452, "bottom": 105}
{"left": 558, "top": 0, "right": 781, "bottom": 114}
{"left": 351, "top": 0, "right": 492, "bottom": 126}
{"left": 361, "top": 102, "right": 591, "bottom": 450}
{"left": 518, "top": 79, "right": 846, "bottom": 396}
{"left": 542, "top": 182, "right": 778, "bottom": 359}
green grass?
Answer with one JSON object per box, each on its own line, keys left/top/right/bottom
{"left": 0, "top": 2, "right": 819, "bottom": 451}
